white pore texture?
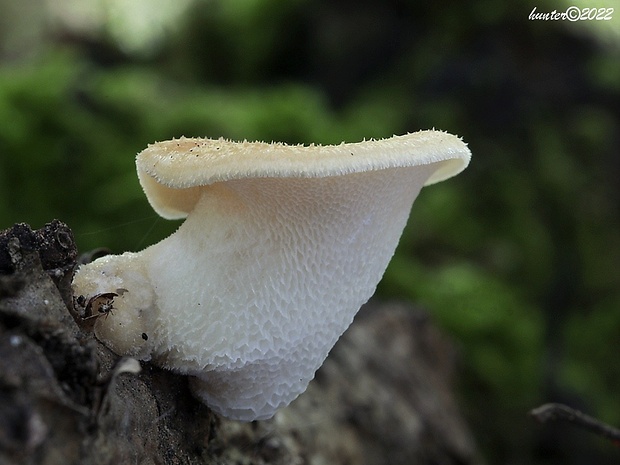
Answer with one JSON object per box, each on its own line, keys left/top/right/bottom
{"left": 156, "top": 167, "right": 434, "bottom": 420}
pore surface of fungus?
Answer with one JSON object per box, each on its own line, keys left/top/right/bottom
{"left": 72, "top": 131, "right": 470, "bottom": 421}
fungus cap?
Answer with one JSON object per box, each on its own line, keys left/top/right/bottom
{"left": 72, "top": 130, "right": 470, "bottom": 421}
{"left": 137, "top": 130, "right": 469, "bottom": 219}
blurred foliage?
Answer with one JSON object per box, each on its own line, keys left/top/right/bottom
{"left": 1, "top": 0, "right": 619, "bottom": 464}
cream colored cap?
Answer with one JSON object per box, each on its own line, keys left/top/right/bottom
{"left": 136, "top": 130, "right": 470, "bottom": 220}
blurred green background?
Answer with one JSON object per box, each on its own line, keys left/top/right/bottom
{"left": 1, "top": 0, "right": 619, "bottom": 463}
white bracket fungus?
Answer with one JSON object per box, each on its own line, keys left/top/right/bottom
{"left": 72, "top": 131, "right": 470, "bottom": 421}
